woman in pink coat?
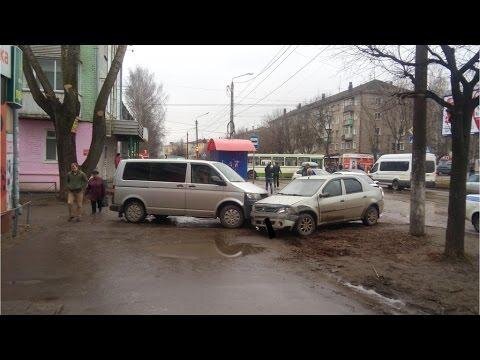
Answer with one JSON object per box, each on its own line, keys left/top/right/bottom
{"left": 85, "top": 169, "right": 106, "bottom": 215}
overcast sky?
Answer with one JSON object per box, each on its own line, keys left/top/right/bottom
{"left": 122, "top": 45, "right": 388, "bottom": 144}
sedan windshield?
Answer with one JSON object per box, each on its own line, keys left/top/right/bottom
{"left": 279, "top": 179, "right": 326, "bottom": 196}
{"left": 213, "top": 162, "right": 245, "bottom": 182}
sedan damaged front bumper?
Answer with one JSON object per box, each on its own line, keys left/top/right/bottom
{"left": 250, "top": 211, "right": 298, "bottom": 230}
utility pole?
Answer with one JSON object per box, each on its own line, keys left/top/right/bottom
{"left": 195, "top": 119, "right": 199, "bottom": 159}
{"left": 228, "top": 80, "right": 235, "bottom": 139}
{"left": 409, "top": 45, "right": 428, "bottom": 237}
{"left": 186, "top": 132, "right": 189, "bottom": 159}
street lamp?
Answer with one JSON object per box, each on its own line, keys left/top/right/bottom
{"left": 195, "top": 112, "right": 209, "bottom": 158}
{"left": 227, "top": 72, "right": 254, "bottom": 138}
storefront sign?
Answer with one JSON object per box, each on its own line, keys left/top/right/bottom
{"left": 0, "top": 45, "right": 11, "bottom": 78}
{"left": 7, "top": 46, "right": 23, "bottom": 107}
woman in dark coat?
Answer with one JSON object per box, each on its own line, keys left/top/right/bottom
{"left": 86, "top": 169, "right": 106, "bottom": 215}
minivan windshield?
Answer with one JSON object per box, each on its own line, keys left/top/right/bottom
{"left": 278, "top": 179, "right": 326, "bottom": 197}
{"left": 213, "top": 162, "right": 245, "bottom": 182}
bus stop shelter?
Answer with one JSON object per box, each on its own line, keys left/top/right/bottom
{"left": 207, "top": 139, "right": 256, "bottom": 179}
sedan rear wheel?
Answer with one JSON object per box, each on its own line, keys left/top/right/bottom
{"left": 296, "top": 213, "right": 316, "bottom": 236}
{"left": 362, "top": 205, "right": 379, "bottom": 226}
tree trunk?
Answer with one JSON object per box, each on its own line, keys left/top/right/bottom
{"left": 409, "top": 45, "right": 428, "bottom": 237}
{"left": 55, "top": 113, "right": 78, "bottom": 199}
{"left": 445, "top": 107, "right": 471, "bottom": 258}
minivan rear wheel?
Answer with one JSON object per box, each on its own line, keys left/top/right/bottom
{"left": 124, "top": 200, "right": 146, "bottom": 223}
{"left": 219, "top": 204, "right": 244, "bottom": 228}
{"left": 392, "top": 180, "right": 400, "bottom": 191}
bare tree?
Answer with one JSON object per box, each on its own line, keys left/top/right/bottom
{"left": 310, "top": 105, "right": 332, "bottom": 158}
{"left": 171, "top": 139, "right": 186, "bottom": 157}
{"left": 357, "top": 45, "right": 479, "bottom": 258}
{"left": 20, "top": 45, "right": 127, "bottom": 197}
{"left": 125, "top": 66, "right": 167, "bottom": 158}
{"left": 382, "top": 97, "right": 413, "bottom": 153}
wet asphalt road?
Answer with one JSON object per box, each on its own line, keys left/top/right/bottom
{"left": 1, "top": 183, "right": 463, "bottom": 315}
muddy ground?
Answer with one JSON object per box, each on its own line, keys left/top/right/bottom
{"left": 279, "top": 222, "right": 479, "bottom": 314}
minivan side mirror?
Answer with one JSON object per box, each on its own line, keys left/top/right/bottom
{"left": 211, "top": 175, "right": 226, "bottom": 186}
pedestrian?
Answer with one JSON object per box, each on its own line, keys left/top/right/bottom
{"left": 306, "top": 166, "right": 314, "bottom": 176}
{"left": 115, "top": 153, "right": 122, "bottom": 169}
{"left": 66, "top": 162, "right": 88, "bottom": 222}
{"left": 272, "top": 161, "right": 281, "bottom": 189}
{"left": 357, "top": 163, "right": 365, "bottom": 171}
{"left": 265, "top": 162, "right": 274, "bottom": 194}
{"left": 302, "top": 164, "right": 310, "bottom": 176}
{"left": 85, "top": 169, "right": 106, "bottom": 216}
{"left": 338, "top": 164, "right": 343, "bottom": 170}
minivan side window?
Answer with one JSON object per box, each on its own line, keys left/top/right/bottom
{"left": 150, "top": 163, "right": 187, "bottom": 182}
{"left": 191, "top": 164, "right": 221, "bottom": 184}
{"left": 343, "top": 178, "right": 363, "bottom": 194}
{"left": 322, "top": 179, "right": 342, "bottom": 197}
{"left": 426, "top": 161, "right": 435, "bottom": 173}
{"left": 379, "top": 161, "right": 409, "bottom": 171}
{"left": 123, "top": 162, "right": 149, "bottom": 181}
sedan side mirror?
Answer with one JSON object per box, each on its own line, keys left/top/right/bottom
{"left": 319, "top": 193, "right": 330, "bottom": 198}
{"left": 211, "top": 175, "right": 226, "bottom": 186}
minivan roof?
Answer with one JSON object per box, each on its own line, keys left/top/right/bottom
{"left": 120, "top": 158, "right": 217, "bottom": 164}
{"left": 377, "top": 153, "right": 436, "bottom": 160}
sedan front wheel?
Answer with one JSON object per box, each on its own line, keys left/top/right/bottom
{"left": 296, "top": 213, "right": 316, "bottom": 236}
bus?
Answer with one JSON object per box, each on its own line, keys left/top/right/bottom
{"left": 247, "top": 153, "right": 325, "bottom": 179}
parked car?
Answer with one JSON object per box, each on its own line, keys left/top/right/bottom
{"left": 436, "top": 160, "right": 452, "bottom": 175}
{"left": 466, "top": 173, "right": 479, "bottom": 194}
{"left": 251, "top": 174, "right": 384, "bottom": 236}
{"left": 369, "top": 153, "right": 437, "bottom": 190}
{"left": 466, "top": 194, "right": 479, "bottom": 232}
{"left": 291, "top": 162, "right": 325, "bottom": 180}
{"left": 110, "top": 159, "right": 268, "bottom": 228}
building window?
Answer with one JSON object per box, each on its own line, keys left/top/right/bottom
{"left": 375, "top": 97, "right": 381, "bottom": 105}
{"left": 344, "top": 98, "right": 354, "bottom": 107}
{"left": 374, "top": 112, "right": 381, "bottom": 119}
{"left": 353, "top": 128, "right": 356, "bottom": 135}
{"left": 46, "top": 130, "right": 57, "bottom": 161}
{"left": 345, "top": 142, "right": 352, "bottom": 150}
{"left": 335, "top": 143, "right": 339, "bottom": 150}
{"left": 399, "top": 142, "right": 405, "bottom": 151}
{"left": 23, "top": 58, "right": 64, "bottom": 92}
{"left": 341, "top": 142, "right": 345, "bottom": 150}
{"left": 353, "top": 142, "right": 357, "bottom": 149}
{"left": 375, "top": 127, "right": 381, "bottom": 135}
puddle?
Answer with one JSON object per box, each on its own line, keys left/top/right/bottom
{"left": 145, "top": 215, "right": 221, "bottom": 228}
{"left": 145, "top": 235, "right": 265, "bottom": 260}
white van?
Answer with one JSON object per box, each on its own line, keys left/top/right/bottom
{"left": 369, "top": 153, "right": 436, "bottom": 190}
{"left": 110, "top": 159, "right": 268, "bottom": 228}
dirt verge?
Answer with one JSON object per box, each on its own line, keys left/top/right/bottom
{"left": 282, "top": 222, "right": 479, "bottom": 314}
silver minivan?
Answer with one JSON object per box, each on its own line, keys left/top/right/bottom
{"left": 110, "top": 159, "right": 268, "bottom": 228}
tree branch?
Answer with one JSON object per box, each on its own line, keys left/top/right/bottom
{"left": 21, "top": 55, "right": 54, "bottom": 118}
{"left": 459, "top": 50, "right": 479, "bottom": 73}
{"left": 18, "top": 45, "right": 59, "bottom": 104}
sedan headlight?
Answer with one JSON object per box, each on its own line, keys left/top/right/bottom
{"left": 246, "top": 193, "right": 262, "bottom": 201}
{"left": 276, "top": 206, "right": 293, "bottom": 214}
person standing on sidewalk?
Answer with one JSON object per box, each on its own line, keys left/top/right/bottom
{"left": 265, "top": 162, "right": 274, "bottom": 194}
{"left": 85, "top": 169, "right": 106, "bottom": 216}
{"left": 66, "top": 163, "right": 88, "bottom": 222}
{"left": 115, "top": 153, "right": 122, "bottom": 169}
{"left": 272, "top": 161, "right": 282, "bottom": 189}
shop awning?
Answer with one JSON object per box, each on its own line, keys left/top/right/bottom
{"left": 207, "top": 138, "right": 256, "bottom": 152}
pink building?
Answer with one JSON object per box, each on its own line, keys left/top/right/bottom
{"left": 19, "top": 119, "right": 93, "bottom": 192}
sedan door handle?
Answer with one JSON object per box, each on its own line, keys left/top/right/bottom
{"left": 188, "top": 185, "right": 196, "bottom": 188}
{"left": 177, "top": 184, "right": 184, "bottom": 188}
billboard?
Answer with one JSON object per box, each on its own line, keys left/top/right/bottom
{"left": 442, "top": 88, "right": 480, "bottom": 136}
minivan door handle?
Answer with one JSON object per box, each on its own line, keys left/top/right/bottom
{"left": 188, "top": 185, "right": 196, "bottom": 188}
{"left": 176, "top": 184, "right": 184, "bottom": 188}
{"left": 340, "top": 199, "right": 345, "bottom": 202}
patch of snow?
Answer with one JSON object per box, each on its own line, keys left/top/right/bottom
{"left": 343, "top": 282, "right": 405, "bottom": 309}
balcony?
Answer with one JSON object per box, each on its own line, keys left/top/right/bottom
{"left": 343, "top": 118, "right": 353, "bottom": 126}
{"left": 19, "top": 90, "right": 83, "bottom": 119}
{"left": 342, "top": 133, "right": 353, "bottom": 141}
{"left": 111, "top": 119, "right": 147, "bottom": 142}
{"left": 343, "top": 104, "right": 354, "bottom": 113}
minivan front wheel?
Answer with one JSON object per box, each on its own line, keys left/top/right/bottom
{"left": 124, "top": 200, "right": 147, "bottom": 223}
{"left": 219, "top": 204, "right": 244, "bottom": 228}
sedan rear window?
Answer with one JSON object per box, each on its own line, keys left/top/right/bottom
{"left": 343, "top": 178, "right": 363, "bottom": 194}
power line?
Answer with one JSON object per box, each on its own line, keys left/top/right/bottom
{"left": 235, "top": 47, "right": 330, "bottom": 117}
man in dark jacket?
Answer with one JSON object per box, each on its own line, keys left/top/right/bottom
{"left": 265, "top": 162, "right": 274, "bottom": 194}
{"left": 272, "top": 162, "right": 282, "bottom": 189}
